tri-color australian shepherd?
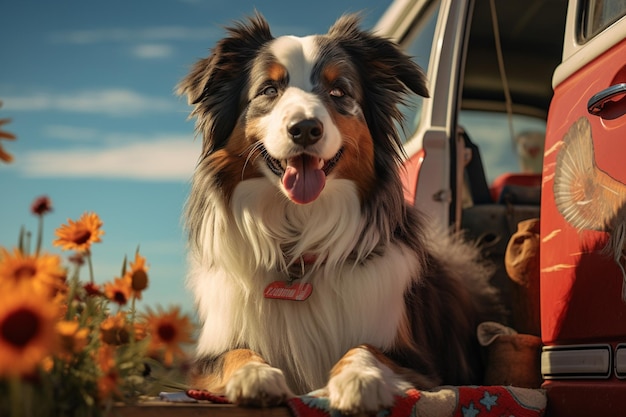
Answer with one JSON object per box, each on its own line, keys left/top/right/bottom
{"left": 178, "top": 13, "right": 500, "bottom": 414}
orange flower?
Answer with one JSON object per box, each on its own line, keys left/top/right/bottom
{"left": 100, "top": 312, "right": 129, "bottom": 345}
{"left": 103, "top": 277, "right": 132, "bottom": 306}
{"left": 133, "top": 321, "right": 148, "bottom": 342}
{"left": 56, "top": 320, "right": 89, "bottom": 360}
{"left": 0, "top": 102, "right": 16, "bottom": 163}
{"left": 51, "top": 291, "right": 69, "bottom": 318}
{"left": 95, "top": 344, "right": 116, "bottom": 373}
{"left": 125, "top": 252, "right": 149, "bottom": 299}
{"left": 97, "top": 369, "right": 121, "bottom": 401}
{"left": 53, "top": 212, "right": 104, "bottom": 252}
{"left": 143, "top": 306, "right": 194, "bottom": 366}
{"left": 95, "top": 344, "right": 126, "bottom": 402}
{"left": 0, "top": 247, "right": 67, "bottom": 296}
{"left": 40, "top": 356, "right": 54, "bottom": 373}
{"left": 0, "top": 283, "right": 59, "bottom": 377}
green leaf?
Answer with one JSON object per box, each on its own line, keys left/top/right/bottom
{"left": 120, "top": 254, "right": 128, "bottom": 276}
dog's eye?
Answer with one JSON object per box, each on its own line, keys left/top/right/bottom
{"left": 329, "top": 87, "right": 345, "bottom": 98}
{"left": 262, "top": 86, "right": 278, "bottom": 97}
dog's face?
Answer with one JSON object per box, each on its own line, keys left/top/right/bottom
{"left": 179, "top": 14, "right": 428, "bottom": 206}
{"left": 245, "top": 34, "right": 363, "bottom": 204}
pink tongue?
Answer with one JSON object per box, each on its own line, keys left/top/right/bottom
{"left": 282, "top": 155, "right": 326, "bottom": 204}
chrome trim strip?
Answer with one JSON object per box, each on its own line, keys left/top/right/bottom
{"left": 615, "top": 344, "right": 626, "bottom": 379}
{"left": 542, "top": 344, "right": 611, "bottom": 380}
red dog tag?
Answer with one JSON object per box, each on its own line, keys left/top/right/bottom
{"left": 264, "top": 281, "right": 312, "bottom": 301}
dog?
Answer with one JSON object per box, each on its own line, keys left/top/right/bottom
{"left": 178, "top": 13, "right": 501, "bottom": 414}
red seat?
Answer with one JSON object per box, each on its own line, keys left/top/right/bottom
{"left": 490, "top": 173, "right": 542, "bottom": 203}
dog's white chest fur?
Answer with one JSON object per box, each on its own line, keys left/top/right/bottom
{"left": 188, "top": 178, "right": 421, "bottom": 392}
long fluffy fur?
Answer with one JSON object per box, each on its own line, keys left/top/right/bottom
{"left": 178, "top": 13, "right": 500, "bottom": 411}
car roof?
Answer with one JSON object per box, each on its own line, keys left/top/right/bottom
{"left": 462, "top": 0, "right": 568, "bottom": 117}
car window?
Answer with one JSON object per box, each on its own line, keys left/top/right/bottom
{"left": 583, "top": 0, "right": 626, "bottom": 40}
{"left": 459, "top": 110, "right": 546, "bottom": 183}
{"left": 397, "top": 3, "right": 440, "bottom": 143}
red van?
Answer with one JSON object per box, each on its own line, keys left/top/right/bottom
{"left": 375, "top": 0, "right": 626, "bottom": 415}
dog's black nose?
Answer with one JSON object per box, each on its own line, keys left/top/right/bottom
{"left": 287, "top": 118, "right": 324, "bottom": 147}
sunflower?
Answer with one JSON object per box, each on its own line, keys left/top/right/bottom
{"left": 0, "top": 283, "right": 59, "bottom": 377}
{"left": 100, "top": 312, "right": 130, "bottom": 345}
{"left": 0, "top": 247, "right": 67, "bottom": 296}
{"left": 51, "top": 290, "right": 69, "bottom": 318}
{"left": 0, "top": 102, "right": 16, "bottom": 164}
{"left": 53, "top": 212, "right": 104, "bottom": 252}
{"left": 98, "top": 369, "right": 121, "bottom": 401}
{"left": 125, "top": 252, "right": 149, "bottom": 299}
{"left": 95, "top": 344, "right": 121, "bottom": 399}
{"left": 133, "top": 320, "right": 148, "bottom": 342}
{"left": 95, "top": 344, "right": 116, "bottom": 374}
{"left": 142, "top": 306, "right": 194, "bottom": 366}
{"left": 103, "top": 276, "right": 132, "bottom": 306}
{"left": 56, "top": 320, "right": 89, "bottom": 360}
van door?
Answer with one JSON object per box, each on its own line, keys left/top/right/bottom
{"left": 540, "top": 1, "right": 626, "bottom": 415}
{"left": 376, "top": 0, "right": 471, "bottom": 230}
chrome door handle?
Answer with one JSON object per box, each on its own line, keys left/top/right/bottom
{"left": 587, "top": 83, "right": 626, "bottom": 115}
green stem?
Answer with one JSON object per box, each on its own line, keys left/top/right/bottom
{"left": 65, "top": 264, "right": 80, "bottom": 320}
{"left": 9, "top": 377, "right": 23, "bottom": 417}
{"left": 86, "top": 250, "right": 95, "bottom": 284}
{"left": 35, "top": 215, "right": 43, "bottom": 256}
{"left": 129, "top": 295, "right": 137, "bottom": 347}
{"left": 17, "top": 226, "right": 25, "bottom": 254}
{"left": 23, "top": 231, "right": 31, "bottom": 256}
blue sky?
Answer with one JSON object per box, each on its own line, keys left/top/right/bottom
{"left": 0, "top": 0, "right": 390, "bottom": 311}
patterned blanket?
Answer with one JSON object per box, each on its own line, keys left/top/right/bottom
{"left": 180, "top": 386, "right": 546, "bottom": 417}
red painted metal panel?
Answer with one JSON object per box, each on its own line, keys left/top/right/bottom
{"left": 401, "top": 148, "right": 426, "bottom": 205}
{"left": 543, "top": 380, "right": 626, "bottom": 416}
{"left": 541, "top": 36, "right": 626, "bottom": 417}
{"left": 541, "top": 38, "right": 626, "bottom": 345}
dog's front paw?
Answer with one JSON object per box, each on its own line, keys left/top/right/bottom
{"left": 225, "top": 362, "right": 293, "bottom": 407}
{"left": 328, "top": 366, "right": 396, "bottom": 414}
{"left": 326, "top": 346, "right": 411, "bottom": 414}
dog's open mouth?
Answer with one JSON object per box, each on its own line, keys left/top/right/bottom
{"left": 261, "top": 147, "right": 343, "bottom": 204}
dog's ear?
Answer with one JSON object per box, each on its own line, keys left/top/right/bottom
{"left": 328, "top": 14, "right": 429, "bottom": 224}
{"left": 328, "top": 14, "right": 428, "bottom": 159}
{"left": 177, "top": 13, "right": 274, "bottom": 154}
{"left": 328, "top": 14, "right": 429, "bottom": 99}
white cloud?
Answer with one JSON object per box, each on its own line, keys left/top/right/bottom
{"left": 43, "top": 125, "right": 99, "bottom": 141}
{"left": 3, "top": 89, "right": 177, "bottom": 116}
{"left": 18, "top": 135, "right": 200, "bottom": 181}
{"left": 132, "top": 44, "right": 174, "bottom": 59}
{"left": 49, "top": 26, "right": 220, "bottom": 44}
